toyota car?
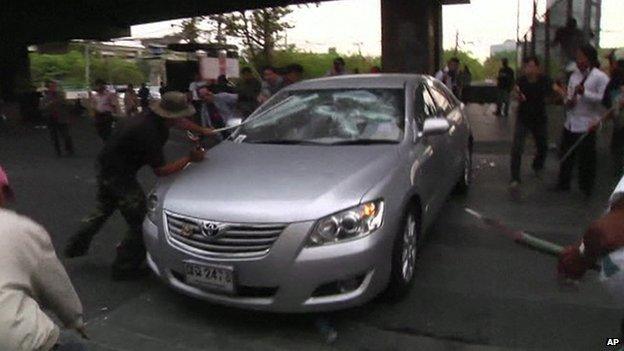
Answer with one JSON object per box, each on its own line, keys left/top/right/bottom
{"left": 143, "top": 74, "right": 473, "bottom": 312}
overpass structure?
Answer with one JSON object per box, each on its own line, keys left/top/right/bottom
{"left": 0, "top": 0, "right": 468, "bottom": 101}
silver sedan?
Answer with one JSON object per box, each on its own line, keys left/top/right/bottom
{"left": 143, "top": 74, "right": 473, "bottom": 312}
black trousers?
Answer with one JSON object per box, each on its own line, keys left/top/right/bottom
{"left": 557, "top": 128, "right": 597, "bottom": 194}
{"left": 74, "top": 177, "right": 147, "bottom": 270}
{"left": 48, "top": 121, "right": 74, "bottom": 156}
{"left": 94, "top": 112, "right": 114, "bottom": 141}
{"left": 510, "top": 118, "right": 548, "bottom": 182}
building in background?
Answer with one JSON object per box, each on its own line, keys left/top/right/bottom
{"left": 521, "top": 0, "right": 602, "bottom": 76}
{"left": 490, "top": 40, "right": 517, "bottom": 56}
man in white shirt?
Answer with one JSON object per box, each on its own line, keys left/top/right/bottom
{"left": 0, "top": 166, "right": 87, "bottom": 351}
{"left": 555, "top": 44, "right": 610, "bottom": 198}
{"left": 198, "top": 85, "right": 240, "bottom": 140}
{"left": 90, "top": 79, "right": 119, "bottom": 141}
{"left": 435, "top": 57, "right": 461, "bottom": 97}
{"left": 188, "top": 73, "right": 207, "bottom": 116}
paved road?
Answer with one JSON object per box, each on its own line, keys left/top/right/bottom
{"left": 0, "top": 104, "right": 622, "bottom": 350}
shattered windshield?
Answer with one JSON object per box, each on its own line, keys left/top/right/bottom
{"left": 236, "top": 89, "right": 405, "bottom": 145}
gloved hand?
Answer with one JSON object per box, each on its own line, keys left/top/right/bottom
{"left": 557, "top": 245, "right": 586, "bottom": 280}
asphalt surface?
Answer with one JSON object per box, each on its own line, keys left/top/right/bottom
{"left": 0, "top": 104, "right": 622, "bottom": 351}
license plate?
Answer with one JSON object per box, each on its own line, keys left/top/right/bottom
{"left": 184, "top": 262, "right": 235, "bottom": 293}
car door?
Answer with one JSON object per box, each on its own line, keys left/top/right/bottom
{"left": 428, "top": 84, "right": 463, "bottom": 183}
{"left": 409, "top": 83, "right": 448, "bottom": 225}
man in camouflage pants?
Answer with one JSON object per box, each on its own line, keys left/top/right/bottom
{"left": 65, "top": 92, "right": 215, "bottom": 280}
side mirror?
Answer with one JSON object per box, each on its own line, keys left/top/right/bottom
{"left": 421, "top": 118, "right": 450, "bottom": 137}
{"left": 226, "top": 118, "right": 243, "bottom": 128}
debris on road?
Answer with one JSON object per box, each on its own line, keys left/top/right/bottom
{"left": 314, "top": 317, "right": 338, "bottom": 345}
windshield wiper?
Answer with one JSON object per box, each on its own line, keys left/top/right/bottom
{"left": 326, "top": 139, "right": 399, "bottom": 145}
{"left": 245, "top": 139, "right": 323, "bottom": 145}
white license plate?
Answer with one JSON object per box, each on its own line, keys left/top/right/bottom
{"left": 184, "top": 262, "right": 235, "bottom": 293}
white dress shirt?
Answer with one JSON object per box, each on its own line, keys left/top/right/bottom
{"left": 565, "top": 67, "right": 610, "bottom": 133}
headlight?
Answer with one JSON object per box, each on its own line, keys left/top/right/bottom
{"left": 146, "top": 192, "right": 159, "bottom": 222}
{"left": 307, "top": 200, "right": 384, "bottom": 246}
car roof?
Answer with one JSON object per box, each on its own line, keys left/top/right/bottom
{"left": 286, "top": 74, "right": 431, "bottom": 91}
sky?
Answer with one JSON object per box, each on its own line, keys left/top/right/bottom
{"left": 131, "top": 0, "right": 623, "bottom": 63}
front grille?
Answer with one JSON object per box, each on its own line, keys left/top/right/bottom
{"left": 165, "top": 211, "right": 286, "bottom": 258}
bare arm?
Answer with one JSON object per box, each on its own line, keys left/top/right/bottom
{"left": 153, "top": 156, "right": 192, "bottom": 177}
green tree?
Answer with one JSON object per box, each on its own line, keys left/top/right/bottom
{"left": 221, "top": 7, "right": 294, "bottom": 68}
{"left": 176, "top": 17, "right": 207, "bottom": 43}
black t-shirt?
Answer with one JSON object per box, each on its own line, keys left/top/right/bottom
{"left": 97, "top": 112, "right": 169, "bottom": 180}
{"left": 517, "top": 75, "right": 552, "bottom": 123}
{"left": 497, "top": 66, "right": 515, "bottom": 91}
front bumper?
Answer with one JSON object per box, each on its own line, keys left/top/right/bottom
{"left": 143, "top": 215, "right": 396, "bottom": 312}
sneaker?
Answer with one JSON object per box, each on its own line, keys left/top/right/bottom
{"left": 64, "top": 235, "right": 91, "bottom": 258}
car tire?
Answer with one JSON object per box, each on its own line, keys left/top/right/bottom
{"left": 453, "top": 143, "right": 473, "bottom": 195}
{"left": 386, "top": 204, "right": 421, "bottom": 299}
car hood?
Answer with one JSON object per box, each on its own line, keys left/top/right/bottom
{"left": 162, "top": 141, "right": 399, "bottom": 223}
{"left": 610, "top": 175, "right": 624, "bottom": 208}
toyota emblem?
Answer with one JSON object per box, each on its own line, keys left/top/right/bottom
{"left": 201, "top": 221, "right": 222, "bottom": 239}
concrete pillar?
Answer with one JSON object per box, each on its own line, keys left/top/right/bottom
{"left": 381, "top": 0, "right": 442, "bottom": 74}
{"left": 0, "top": 41, "right": 31, "bottom": 102}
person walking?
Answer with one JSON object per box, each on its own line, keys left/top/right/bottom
{"left": 124, "top": 84, "right": 140, "bottom": 117}
{"left": 64, "top": 92, "right": 215, "bottom": 280}
{"left": 554, "top": 44, "right": 609, "bottom": 198}
{"left": 90, "top": 79, "right": 119, "bottom": 142}
{"left": 509, "top": 57, "right": 553, "bottom": 190}
{"left": 496, "top": 58, "right": 515, "bottom": 117}
{"left": 0, "top": 165, "right": 87, "bottom": 351}
{"left": 40, "top": 80, "right": 75, "bottom": 157}
{"left": 237, "top": 67, "right": 262, "bottom": 118}
{"left": 435, "top": 57, "right": 461, "bottom": 96}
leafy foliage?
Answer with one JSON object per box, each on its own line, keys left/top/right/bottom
{"left": 221, "top": 7, "right": 294, "bottom": 68}
{"left": 30, "top": 49, "right": 146, "bottom": 88}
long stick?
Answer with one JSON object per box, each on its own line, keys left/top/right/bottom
{"left": 465, "top": 208, "right": 564, "bottom": 256}
{"left": 558, "top": 105, "right": 617, "bottom": 164}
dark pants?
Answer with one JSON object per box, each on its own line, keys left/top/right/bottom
{"left": 496, "top": 89, "right": 511, "bottom": 116}
{"left": 48, "top": 121, "right": 74, "bottom": 156}
{"left": 53, "top": 330, "right": 87, "bottom": 351}
{"left": 74, "top": 176, "right": 147, "bottom": 270}
{"left": 510, "top": 118, "right": 548, "bottom": 182}
{"left": 557, "top": 128, "right": 597, "bottom": 195}
{"left": 94, "top": 112, "right": 114, "bottom": 141}
{"left": 612, "top": 126, "right": 624, "bottom": 177}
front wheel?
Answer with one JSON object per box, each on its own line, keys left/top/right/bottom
{"left": 386, "top": 205, "right": 420, "bottom": 299}
{"left": 453, "top": 144, "right": 473, "bottom": 195}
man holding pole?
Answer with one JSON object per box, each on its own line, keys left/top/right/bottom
{"left": 65, "top": 92, "right": 214, "bottom": 280}
{"left": 553, "top": 44, "right": 609, "bottom": 198}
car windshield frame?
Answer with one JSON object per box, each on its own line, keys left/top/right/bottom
{"left": 234, "top": 88, "right": 406, "bottom": 145}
